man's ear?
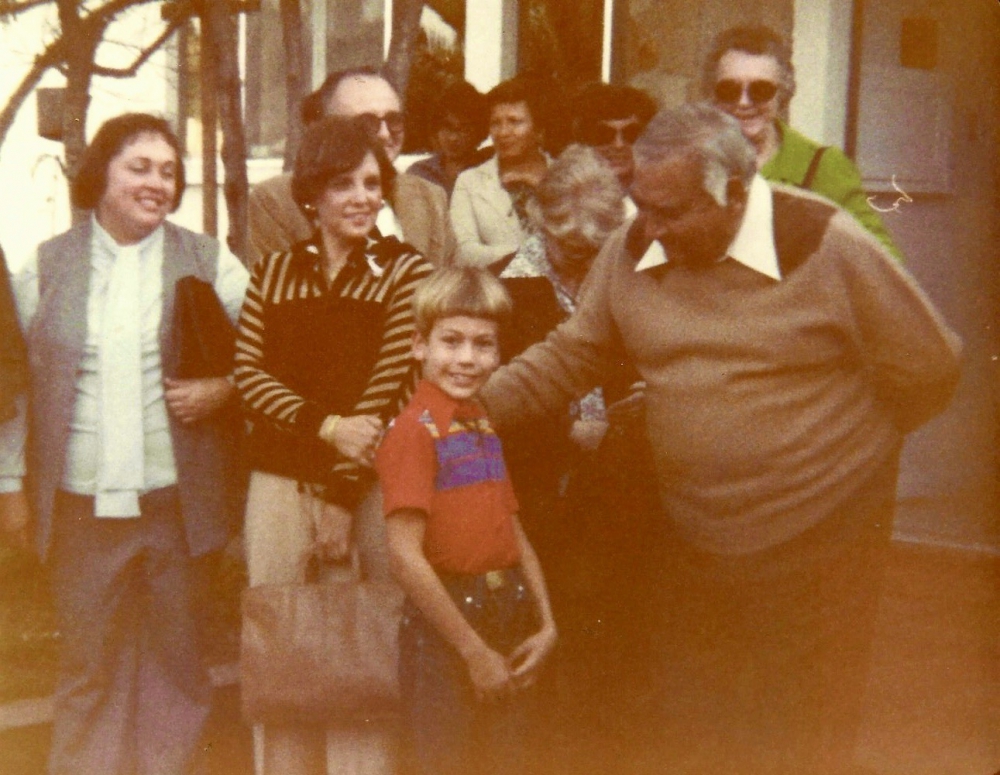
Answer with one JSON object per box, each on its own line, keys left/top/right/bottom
{"left": 412, "top": 331, "right": 427, "bottom": 361}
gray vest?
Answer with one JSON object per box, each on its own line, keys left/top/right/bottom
{"left": 29, "top": 219, "right": 244, "bottom": 558}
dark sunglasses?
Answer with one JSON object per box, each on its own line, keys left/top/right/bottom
{"left": 355, "top": 111, "right": 405, "bottom": 138}
{"left": 579, "top": 119, "right": 644, "bottom": 147}
{"left": 713, "top": 79, "right": 779, "bottom": 105}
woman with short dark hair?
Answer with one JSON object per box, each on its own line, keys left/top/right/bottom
{"left": 0, "top": 111, "right": 249, "bottom": 775}
{"left": 450, "top": 76, "right": 552, "bottom": 268}
{"left": 407, "top": 79, "right": 491, "bottom": 197}
{"left": 235, "top": 115, "right": 433, "bottom": 775}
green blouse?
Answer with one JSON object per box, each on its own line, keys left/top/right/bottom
{"left": 761, "top": 121, "right": 902, "bottom": 261}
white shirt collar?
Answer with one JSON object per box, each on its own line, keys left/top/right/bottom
{"left": 634, "top": 174, "right": 781, "bottom": 281}
{"left": 376, "top": 201, "right": 403, "bottom": 241}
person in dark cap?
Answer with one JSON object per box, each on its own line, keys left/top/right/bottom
{"left": 408, "top": 79, "right": 492, "bottom": 197}
{"left": 572, "top": 82, "right": 658, "bottom": 196}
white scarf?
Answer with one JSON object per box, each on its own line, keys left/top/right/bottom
{"left": 95, "top": 243, "right": 145, "bottom": 516}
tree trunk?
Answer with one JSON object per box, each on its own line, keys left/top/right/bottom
{"left": 279, "top": 0, "right": 307, "bottom": 172}
{"left": 203, "top": 1, "right": 249, "bottom": 262}
{"left": 57, "top": 0, "right": 101, "bottom": 224}
{"left": 383, "top": 0, "right": 425, "bottom": 99}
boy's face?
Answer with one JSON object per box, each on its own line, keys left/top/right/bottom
{"left": 413, "top": 316, "right": 501, "bottom": 401}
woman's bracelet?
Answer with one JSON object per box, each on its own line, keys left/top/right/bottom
{"left": 318, "top": 414, "right": 342, "bottom": 445}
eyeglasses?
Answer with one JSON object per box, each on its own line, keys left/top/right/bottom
{"left": 713, "top": 79, "right": 779, "bottom": 105}
{"left": 354, "top": 111, "right": 405, "bottom": 139}
{"left": 439, "top": 117, "right": 475, "bottom": 136}
{"left": 579, "top": 119, "right": 644, "bottom": 147}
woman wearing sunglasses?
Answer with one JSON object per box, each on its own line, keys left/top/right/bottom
{"left": 703, "top": 24, "right": 902, "bottom": 259}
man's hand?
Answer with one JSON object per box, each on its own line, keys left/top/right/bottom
{"left": 508, "top": 623, "right": 558, "bottom": 690}
{"left": 322, "top": 414, "right": 384, "bottom": 467}
{"left": 500, "top": 168, "right": 546, "bottom": 189}
{"left": 606, "top": 381, "right": 646, "bottom": 425}
{"left": 0, "top": 491, "right": 32, "bottom": 550}
{"left": 164, "top": 377, "right": 234, "bottom": 424}
{"left": 465, "top": 644, "right": 514, "bottom": 703}
{"left": 312, "top": 500, "right": 353, "bottom": 563}
{"left": 569, "top": 419, "right": 609, "bottom": 452}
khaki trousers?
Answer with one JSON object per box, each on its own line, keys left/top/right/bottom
{"left": 244, "top": 470, "right": 395, "bottom": 775}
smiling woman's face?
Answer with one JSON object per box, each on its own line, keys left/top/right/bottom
{"left": 314, "top": 151, "right": 383, "bottom": 246}
{"left": 96, "top": 131, "right": 177, "bottom": 245}
{"left": 489, "top": 101, "right": 540, "bottom": 162}
{"left": 713, "top": 49, "right": 783, "bottom": 147}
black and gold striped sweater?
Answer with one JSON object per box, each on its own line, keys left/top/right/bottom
{"left": 235, "top": 232, "right": 433, "bottom": 505}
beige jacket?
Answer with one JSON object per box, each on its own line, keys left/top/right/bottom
{"left": 449, "top": 157, "right": 526, "bottom": 268}
{"left": 247, "top": 171, "right": 455, "bottom": 268}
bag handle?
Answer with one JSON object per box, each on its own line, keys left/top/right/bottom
{"left": 800, "top": 146, "right": 828, "bottom": 191}
{"left": 305, "top": 548, "right": 364, "bottom": 585}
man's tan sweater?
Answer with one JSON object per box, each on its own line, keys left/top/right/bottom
{"left": 480, "top": 186, "right": 962, "bottom": 555}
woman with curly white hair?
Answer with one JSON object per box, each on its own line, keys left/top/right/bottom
{"left": 497, "top": 144, "right": 659, "bottom": 764}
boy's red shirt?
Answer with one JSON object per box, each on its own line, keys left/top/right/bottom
{"left": 376, "top": 379, "right": 521, "bottom": 575}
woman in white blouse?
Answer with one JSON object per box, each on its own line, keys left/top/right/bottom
{"left": 0, "top": 113, "right": 248, "bottom": 775}
{"left": 449, "top": 76, "right": 551, "bottom": 268}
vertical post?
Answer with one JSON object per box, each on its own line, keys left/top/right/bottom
{"left": 384, "top": 0, "right": 394, "bottom": 60}
{"left": 176, "top": 22, "right": 189, "bottom": 152}
{"left": 844, "top": 0, "right": 864, "bottom": 160}
{"left": 601, "top": 0, "right": 613, "bottom": 83}
{"left": 791, "top": 0, "right": 854, "bottom": 149}
{"left": 311, "top": 0, "right": 328, "bottom": 89}
{"left": 465, "top": 0, "right": 519, "bottom": 92}
{"left": 201, "top": 14, "right": 218, "bottom": 237}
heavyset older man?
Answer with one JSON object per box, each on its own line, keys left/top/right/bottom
{"left": 480, "top": 104, "right": 962, "bottom": 773}
{"left": 247, "top": 66, "right": 455, "bottom": 267}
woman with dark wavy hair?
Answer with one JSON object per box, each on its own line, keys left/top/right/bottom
{"left": 0, "top": 112, "right": 249, "bottom": 775}
{"left": 235, "top": 115, "right": 433, "bottom": 775}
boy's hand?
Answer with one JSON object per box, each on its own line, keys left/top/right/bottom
{"left": 313, "top": 500, "right": 353, "bottom": 562}
{"left": 465, "top": 644, "right": 513, "bottom": 703}
{"left": 508, "top": 624, "right": 558, "bottom": 690}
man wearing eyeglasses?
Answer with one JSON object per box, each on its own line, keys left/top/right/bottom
{"left": 479, "top": 103, "right": 961, "bottom": 773}
{"left": 702, "top": 24, "right": 902, "bottom": 260}
{"left": 248, "top": 67, "right": 456, "bottom": 267}
{"left": 571, "top": 82, "right": 658, "bottom": 206}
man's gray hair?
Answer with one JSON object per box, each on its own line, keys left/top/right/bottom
{"left": 633, "top": 103, "right": 756, "bottom": 206}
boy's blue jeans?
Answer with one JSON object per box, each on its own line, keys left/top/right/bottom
{"left": 399, "top": 567, "right": 538, "bottom": 775}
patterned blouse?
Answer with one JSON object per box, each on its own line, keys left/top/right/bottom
{"left": 501, "top": 234, "right": 606, "bottom": 423}
{"left": 235, "top": 231, "right": 433, "bottom": 504}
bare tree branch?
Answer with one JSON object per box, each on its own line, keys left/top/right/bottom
{"left": 0, "top": 0, "right": 51, "bottom": 18}
{"left": 383, "top": 0, "right": 424, "bottom": 98}
{"left": 82, "top": 0, "right": 161, "bottom": 28}
{"left": 91, "top": 13, "right": 190, "bottom": 78}
{"left": 279, "top": 0, "right": 306, "bottom": 172}
{"left": 204, "top": 0, "right": 249, "bottom": 259}
{"left": 0, "top": 37, "right": 63, "bottom": 150}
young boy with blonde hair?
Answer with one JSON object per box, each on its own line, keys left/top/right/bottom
{"left": 375, "top": 266, "right": 557, "bottom": 775}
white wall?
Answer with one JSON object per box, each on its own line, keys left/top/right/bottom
{"left": 790, "top": 0, "right": 852, "bottom": 147}
{"left": 0, "top": 5, "right": 181, "bottom": 268}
